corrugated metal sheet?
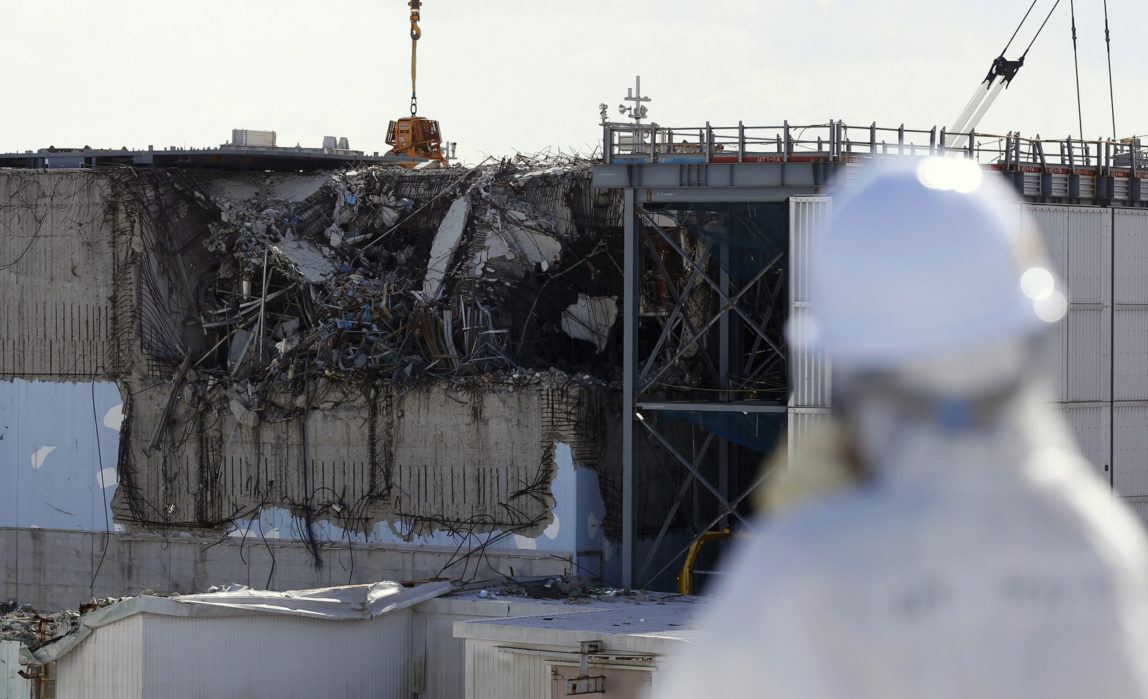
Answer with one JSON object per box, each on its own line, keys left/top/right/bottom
{"left": 787, "top": 196, "right": 831, "bottom": 305}
{"left": 467, "top": 641, "right": 548, "bottom": 699}
{"left": 1027, "top": 204, "right": 1067, "bottom": 279}
{"left": 1036, "top": 318, "right": 1068, "bottom": 402}
{"left": 788, "top": 197, "right": 832, "bottom": 408}
{"left": 55, "top": 608, "right": 413, "bottom": 699}
{"left": 0, "top": 640, "right": 31, "bottom": 699}
{"left": 1115, "top": 309, "right": 1148, "bottom": 400}
{"left": 1066, "top": 308, "right": 1111, "bottom": 402}
{"left": 1119, "top": 497, "right": 1148, "bottom": 531}
{"left": 418, "top": 614, "right": 464, "bottom": 699}
{"left": 1066, "top": 207, "right": 1110, "bottom": 305}
{"left": 1115, "top": 176, "right": 1131, "bottom": 201}
{"left": 56, "top": 615, "right": 143, "bottom": 699}
{"left": 1115, "top": 209, "right": 1148, "bottom": 304}
{"left": 787, "top": 311, "right": 831, "bottom": 408}
{"left": 787, "top": 407, "right": 833, "bottom": 465}
{"left": 1114, "top": 404, "right": 1148, "bottom": 497}
{"left": 1060, "top": 402, "right": 1111, "bottom": 481}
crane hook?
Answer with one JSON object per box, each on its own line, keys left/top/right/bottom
{"left": 409, "top": 0, "right": 421, "bottom": 41}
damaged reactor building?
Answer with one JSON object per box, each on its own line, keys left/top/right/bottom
{"left": 0, "top": 153, "right": 679, "bottom": 610}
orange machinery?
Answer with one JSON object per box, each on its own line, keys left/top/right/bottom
{"left": 385, "top": 1, "right": 448, "bottom": 166}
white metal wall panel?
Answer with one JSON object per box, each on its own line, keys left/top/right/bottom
{"left": 1114, "top": 209, "right": 1148, "bottom": 304}
{"left": 1114, "top": 404, "right": 1148, "bottom": 497}
{"left": 1066, "top": 207, "right": 1110, "bottom": 305}
{"left": 56, "top": 615, "right": 143, "bottom": 699}
{"left": 1066, "top": 308, "right": 1111, "bottom": 401}
{"left": 0, "top": 640, "right": 31, "bottom": 699}
{"left": 1115, "top": 309, "right": 1148, "bottom": 401}
{"left": 466, "top": 641, "right": 550, "bottom": 699}
{"left": 787, "top": 407, "right": 833, "bottom": 466}
{"left": 1027, "top": 204, "right": 1067, "bottom": 279}
{"left": 1036, "top": 315, "right": 1069, "bottom": 402}
{"left": 1060, "top": 403, "right": 1111, "bottom": 481}
{"left": 1115, "top": 176, "right": 1131, "bottom": 201}
{"left": 788, "top": 196, "right": 832, "bottom": 408}
{"left": 1120, "top": 497, "right": 1148, "bottom": 532}
{"left": 787, "top": 312, "right": 831, "bottom": 408}
{"left": 140, "top": 609, "right": 412, "bottom": 698}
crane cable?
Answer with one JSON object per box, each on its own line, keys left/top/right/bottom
{"left": 1021, "top": 0, "right": 1061, "bottom": 60}
{"left": 1103, "top": 0, "right": 1117, "bottom": 139}
{"left": 409, "top": 0, "right": 421, "bottom": 116}
{"left": 1070, "top": 0, "right": 1084, "bottom": 141}
{"left": 1001, "top": 0, "right": 1040, "bottom": 55}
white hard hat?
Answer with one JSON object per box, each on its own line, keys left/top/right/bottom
{"left": 790, "top": 157, "right": 1067, "bottom": 371}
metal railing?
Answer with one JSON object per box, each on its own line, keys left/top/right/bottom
{"left": 602, "top": 120, "right": 1147, "bottom": 175}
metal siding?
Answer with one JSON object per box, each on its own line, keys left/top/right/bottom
{"left": 1115, "top": 209, "right": 1148, "bottom": 304}
{"left": 1066, "top": 308, "right": 1111, "bottom": 401}
{"left": 1115, "top": 309, "right": 1148, "bottom": 400}
{"left": 1119, "top": 497, "right": 1148, "bottom": 531}
{"left": 57, "top": 609, "right": 415, "bottom": 699}
{"left": 787, "top": 408, "right": 833, "bottom": 465}
{"left": 0, "top": 640, "right": 31, "bottom": 699}
{"left": 787, "top": 196, "right": 831, "bottom": 305}
{"left": 468, "top": 641, "right": 548, "bottom": 699}
{"left": 1060, "top": 403, "right": 1111, "bottom": 481}
{"left": 787, "top": 197, "right": 832, "bottom": 408}
{"left": 787, "top": 311, "right": 831, "bottom": 408}
{"left": 1066, "top": 207, "right": 1110, "bottom": 305}
{"left": 1115, "top": 404, "right": 1148, "bottom": 497}
{"left": 1027, "top": 205, "right": 1067, "bottom": 280}
{"left": 56, "top": 615, "right": 143, "bottom": 699}
{"left": 1036, "top": 319, "right": 1068, "bottom": 402}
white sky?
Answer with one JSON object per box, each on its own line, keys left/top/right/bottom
{"left": 2, "top": 0, "right": 1145, "bottom": 165}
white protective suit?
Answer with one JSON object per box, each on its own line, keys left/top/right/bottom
{"left": 657, "top": 158, "right": 1148, "bottom": 698}
{"left": 659, "top": 386, "right": 1148, "bottom": 698}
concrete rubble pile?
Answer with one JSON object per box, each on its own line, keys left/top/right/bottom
{"left": 192, "top": 155, "right": 623, "bottom": 400}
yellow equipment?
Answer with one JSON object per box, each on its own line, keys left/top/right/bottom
{"left": 385, "top": 0, "right": 448, "bottom": 166}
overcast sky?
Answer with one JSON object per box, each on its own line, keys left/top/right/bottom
{"left": 2, "top": 0, "right": 1144, "bottom": 164}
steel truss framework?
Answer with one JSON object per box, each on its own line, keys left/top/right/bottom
{"left": 614, "top": 176, "right": 814, "bottom": 590}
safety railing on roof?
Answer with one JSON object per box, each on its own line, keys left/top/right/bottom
{"left": 602, "top": 120, "right": 1147, "bottom": 175}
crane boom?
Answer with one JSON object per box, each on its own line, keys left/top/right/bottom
{"left": 948, "top": 0, "right": 1060, "bottom": 150}
{"left": 949, "top": 57, "right": 1023, "bottom": 149}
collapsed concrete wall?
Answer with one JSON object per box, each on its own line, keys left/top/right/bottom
{"left": 0, "top": 165, "right": 626, "bottom": 597}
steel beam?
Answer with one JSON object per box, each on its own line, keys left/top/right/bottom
{"left": 636, "top": 402, "right": 787, "bottom": 413}
{"left": 622, "top": 187, "right": 638, "bottom": 589}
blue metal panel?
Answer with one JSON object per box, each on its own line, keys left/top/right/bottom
{"left": 0, "top": 379, "right": 121, "bottom": 531}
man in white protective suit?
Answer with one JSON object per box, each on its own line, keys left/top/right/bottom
{"left": 657, "top": 157, "right": 1148, "bottom": 698}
